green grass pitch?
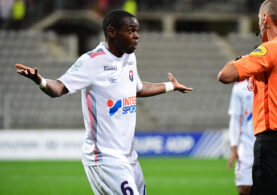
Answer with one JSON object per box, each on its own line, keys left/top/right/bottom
{"left": 0, "top": 158, "right": 236, "bottom": 195}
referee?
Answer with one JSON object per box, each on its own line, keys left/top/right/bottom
{"left": 218, "top": 0, "right": 277, "bottom": 194}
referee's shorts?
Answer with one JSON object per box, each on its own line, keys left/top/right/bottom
{"left": 250, "top": 130, "right": 277, "bottom": 195}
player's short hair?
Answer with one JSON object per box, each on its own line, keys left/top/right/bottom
{"left": 261, "top": 0, "right": 277, "bottom": 23}
{"left": 102, "top": 10, "right": 136, "bottom": 38}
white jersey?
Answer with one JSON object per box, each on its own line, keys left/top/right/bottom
{"left": 58, "top": 42, "right": 143, "bottom": 166}
{"left": 228, "top": 80, "right": 255, "bottom": 162}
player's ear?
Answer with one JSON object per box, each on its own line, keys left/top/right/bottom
{"left": 264, "top": 12, "right": 270, "bottom": 25}
{"left": 107, "top": 25, "right": 117, "bottom": 39}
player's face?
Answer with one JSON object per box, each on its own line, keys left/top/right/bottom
{"left": 114, "top": 17, "right": 140, "bottom": 55}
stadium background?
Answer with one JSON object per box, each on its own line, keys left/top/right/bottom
{"left": 0, "top": 0, "right": 261, "bottom": 194}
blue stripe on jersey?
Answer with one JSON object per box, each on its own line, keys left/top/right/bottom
{"left": 247, "top": 113, "right": 252, "bottom": 121}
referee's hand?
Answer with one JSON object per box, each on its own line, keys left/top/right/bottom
{"left": 15, "top": 64, "right": 42, "bottom": 85}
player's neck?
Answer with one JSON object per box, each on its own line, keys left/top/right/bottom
{"left": 106, "top": 42, "right": 124, "bottom": 58}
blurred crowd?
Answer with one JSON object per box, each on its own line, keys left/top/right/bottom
{"left": 0, "top": 0, "right": 137, "bottom": 30}
{"left": 0, "top": 0, "right": 26, "bottom": 29}
{"left": 0, "top": 0, "right": 260, "bottom": 30}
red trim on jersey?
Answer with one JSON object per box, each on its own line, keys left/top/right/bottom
{"left": 264, "top": 73, "right": 270, "bottom": 130}
{"left": 86, "top": 91, "right": 99, "bottom": 162}
{"left": 86, "top": 92, "right": 94, "bottom": 135}
{"left": 89, "top": 51, "right": 106, "bottom": 58}
{"left": 93, "top": 147, "right": 98, "bottom": 162}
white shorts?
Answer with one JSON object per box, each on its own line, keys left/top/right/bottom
{"left": 84, "top": 161, "right": 146, "bottom": 195}
{"left": 235, "top": 160, "right": 253, "bottom": 186}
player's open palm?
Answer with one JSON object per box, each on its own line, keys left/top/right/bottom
{"left": 168, "top": 72, "right": 193, "bottom": 93}
{"left": 16, "top": 64, "right": 42, "bottom": 85}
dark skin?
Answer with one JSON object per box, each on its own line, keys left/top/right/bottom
{"left": 16, "top": 16, "right": 193, "bottom": 97}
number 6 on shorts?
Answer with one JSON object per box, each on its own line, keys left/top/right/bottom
{"left": 121, "top": 181, "right": 134, "bottom": 195}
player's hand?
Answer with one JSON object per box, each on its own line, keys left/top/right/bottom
{"left": 227, "top": 149, "right": 239, "bottom": 169}
{"left": 168, "top": 72, "right": 193, "bottom": 93}
{"left": 15, "top": 64, "right": 42, "bottom": 85}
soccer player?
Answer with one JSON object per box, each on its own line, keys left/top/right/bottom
{"left": 15, "top": 10, "right": 193, "bottom": 194}
{"left": 227, "top": 80, "right": 255, "bottom": 195}
{"left": 218, "top": 0, "right": 277, "bottom": 194}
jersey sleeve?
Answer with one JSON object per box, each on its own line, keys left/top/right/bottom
{"left": 228, "top": 84, "right": 243, "bottom": 146}
{"left": 132, "top": 53, "right": 143, "bottom": 92}
{"left": 229, "top": 114, "right": 241, "bottom": 146}
{"left": 58, "top": 54, "right": 94, "bottom": 94}
{"left": 136, "top": 72, "right": 143, "bottom": 92}
{"left": 228, "top": 84, "right": 242, "bottom": 115}
{"left": 233, "top": 42, "right": 275, "bottom": 81}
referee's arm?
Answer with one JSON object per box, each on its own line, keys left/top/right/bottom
{"left": 218, "top": 61, "right": 239, "bottom": 84}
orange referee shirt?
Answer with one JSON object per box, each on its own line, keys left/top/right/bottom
{"left": 233, "top": 36, "right": 277, "bottom": 135}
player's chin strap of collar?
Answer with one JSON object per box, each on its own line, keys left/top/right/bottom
{"left": 235, "top": 56, "right": 242, "bottom": 61}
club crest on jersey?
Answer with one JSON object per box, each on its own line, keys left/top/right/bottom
{"left": 129, "top": 70, "right": 134, "bottom": 82}
{"left": 107, "top": 96, "right": 136, "bottom": 116}
{"left": 250, "top": 46, "right": 267, "bottom": 56}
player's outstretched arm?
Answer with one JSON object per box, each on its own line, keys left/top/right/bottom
{"left": 15, "top": 64, "right": 68, "bottom": 97}
{"left": 168, "top": 73, "right": 193, "bottom": 93}
{"left": 137, "top": 73, "right": 193, "bottom": 97}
